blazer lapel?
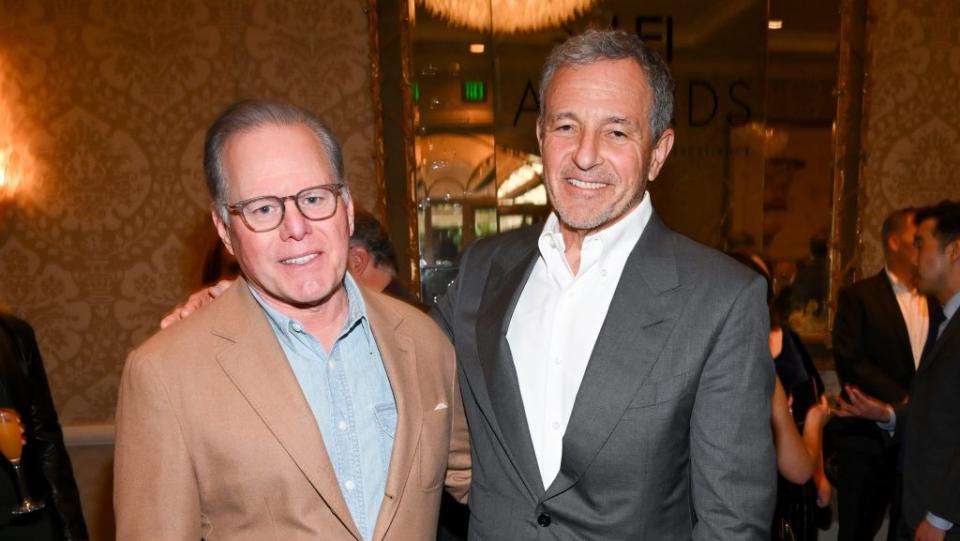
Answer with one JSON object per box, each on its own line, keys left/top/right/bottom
{"left": 475, "top": 239, "right": 545, "bottom": 497}
{"left": 917, "top": 310, "right": 959, "bottom": 375}
{"left": 364, "top": 293, "right": 423, "bottom": 541}
{"left": 212, "top": 280, "right": 361, "bottom": 540}
{"left": 545, "top": 214, "right": 687, "bottom": 499}
{"left": 877, "top": 271, "right": 915, "bottom": 370}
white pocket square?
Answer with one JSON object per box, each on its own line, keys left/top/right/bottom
{"left": 433, "top": 401, "right": 448, "bottom": 411}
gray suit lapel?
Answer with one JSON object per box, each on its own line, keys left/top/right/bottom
{"left": 545, "top": 214, "right": 688, "bottom": 499}
{"left": 475, "top": 239, "right": 545, "bottom": 497}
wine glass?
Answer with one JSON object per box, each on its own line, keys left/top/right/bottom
{"left": 0, "top": 408, "right": 45, "bottom": 514}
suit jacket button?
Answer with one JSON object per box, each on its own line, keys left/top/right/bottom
{"left": 537, "top": 513, "right": 551, "bottom": 527}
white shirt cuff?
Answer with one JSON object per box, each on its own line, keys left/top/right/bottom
{"left": 926, "top": 512, "right": 954, "bottom": 531}
{"left": 875, "top": 407, "right": 896, "bottom": 433}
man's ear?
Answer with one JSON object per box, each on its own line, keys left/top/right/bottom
{"left": 348, "top": 245, "right": 370, "bottom": 275}
{"left": 946, "top": 238, "right": 960, "bottom": 263}
{"left": 536, "top": 117, "right": 544, "bottom": 154}
{"left": 887, "top": 234, "right": 900, "bottom": 254}
{"left": 647, "top": 127, "right": 675, "bottom": 182}
{"left": 212, "top": 208, "right": 235, "bottom": 256}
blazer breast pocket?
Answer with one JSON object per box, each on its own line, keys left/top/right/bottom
{"left": 419, "top": 408, "right": 451, "bottom": 491}
{"left": 624, "top": 369, "right": 694, "bottom": 415}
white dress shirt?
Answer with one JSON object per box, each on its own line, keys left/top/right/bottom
{"left": 506, "top": 196, "right": 651, "bottom": 489}
{"left": 886, "top": 267, "right": 929, "bottom": 368}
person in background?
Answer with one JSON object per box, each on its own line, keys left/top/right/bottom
{"left": 830, "top": 207, "right": 934, "bottom": 541}
{"left": 730, "top": 251, "right": 832, "bottom": 540}
{"left": 836, "top": 200, "right": 960, "bottom": 541}
{"left": 0, "top": 312, "right": 88, "bottom": 541}
{"left": 348, "top": 209, "right": 421, "bottom": 306}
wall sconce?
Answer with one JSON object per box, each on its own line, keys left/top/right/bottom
{"left": 0, "top": 147, "right": 21, "bottom": 203}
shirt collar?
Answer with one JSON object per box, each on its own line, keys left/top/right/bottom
{"left": 538, "top": 192, "right": 652, "bottom": 277}
{"left": 248, "top": 273, "right": 368, "bottom": 343}
{"left": 885, "top": 266, "right": 918, "bottom": 295}
{"left": 942, "top": 290, "right": 960, "bottom": 323}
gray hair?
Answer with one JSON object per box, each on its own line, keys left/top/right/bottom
{"left": 538, "top": 29, "right": 675, "bottom": 141}
{"left": 203, "top": 99, "right": 347, "bottom": 220}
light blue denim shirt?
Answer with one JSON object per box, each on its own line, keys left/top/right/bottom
{"left": 249, "top": 276, "right": 397, "bottom": 541}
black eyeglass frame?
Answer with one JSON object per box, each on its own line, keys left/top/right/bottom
{"left": 224, "top": 183, "right": 346, "bottom": 233}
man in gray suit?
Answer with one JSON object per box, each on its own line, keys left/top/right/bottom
{"left": 433, "top": 29, "right": 776, "bottom": 539}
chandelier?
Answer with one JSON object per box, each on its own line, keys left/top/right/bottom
{"left": 418, "top": 0, "right": 597, "bottom": 34}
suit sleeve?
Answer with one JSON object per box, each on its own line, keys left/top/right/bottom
{"left": 15, "top": 320, "right": 90, "bottom": 541}
{"left": 690, "top": 275, "right": 777, "bottom": 540}
{"left": 832, "top": 287, "right": 909, "bottom": 403}
{"left": 114, "top": 350, "right": 201, "bottom": 540}
{"left": 444, "top": 372, "right": 471, "bottom": 503}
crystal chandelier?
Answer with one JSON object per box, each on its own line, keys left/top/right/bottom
{"left": 418, "top": 0, "right": 597, "bottom": 34}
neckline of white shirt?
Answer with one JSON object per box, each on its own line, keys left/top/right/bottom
{"left": 537, "top": 193, "right": 653, "bottom": 281}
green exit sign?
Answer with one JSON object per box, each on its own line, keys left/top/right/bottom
{"left": 462, "top": 80, "right": 486, "bottom": 102}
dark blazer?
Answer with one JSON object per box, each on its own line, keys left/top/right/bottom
{"left": 0, "top": 314, "right": 88, "bottom": 540}
{"left": 434, "top": 213, "right": 777, "bottom": 539}
{"left": 898, "top": 308, "right": 960, "bottom": 539}
{"left": 830, "top": 270, "right": 934, "bottom": 454}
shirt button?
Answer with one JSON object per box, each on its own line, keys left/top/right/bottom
{"left": 329, "top": 361, "right": 337, "bottom": 370}
{"left": 338, "top": 421, "right": 348, "bottom": 431}
{"left": 345, "top": 480, "right": 355, "bottom": 491}
{"left": 553, "top": 357, "right": 561, "bottom": 366}
{"left": 552, "top": 421, "right": 561, "bottom": 430}
{"left": 291, "top": 322, "right": 303, "bottom": 332}
{"left": 600, "top": 268, "right": 608, "bottom": 277}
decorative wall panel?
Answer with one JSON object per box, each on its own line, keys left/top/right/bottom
{"left": 860, "top": 0, "right": 960, "bottom": 274}
{"left": 0, "top": 0, "right": 377, "bottom": 424}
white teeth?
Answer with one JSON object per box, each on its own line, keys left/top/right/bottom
{"left": 568, "top": 178, "right": 605, "bottom": 190}
{"left": 281, "top": 253, "right": 318, "bottom": 265}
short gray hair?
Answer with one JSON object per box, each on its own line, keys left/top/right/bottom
{"left": 538, "top": 29, "right": 674, "bottom": 141}
{"left": 203, "top": 99, "right": 347, "bottom": 219}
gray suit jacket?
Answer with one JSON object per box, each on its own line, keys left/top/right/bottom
{"left": 434, "top": 212, "right": 776, "bottom": 540}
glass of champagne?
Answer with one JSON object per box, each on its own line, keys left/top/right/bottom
{"left": 0, "top": 408, "right": 45, "bottom": 514}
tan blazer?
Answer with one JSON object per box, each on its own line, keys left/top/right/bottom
{"left": 114, "top": 279, "right": 470, "bottom": 541}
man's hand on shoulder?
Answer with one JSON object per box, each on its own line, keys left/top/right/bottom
{"left": 159, "top": 279, "right": 234, "bottom": 329}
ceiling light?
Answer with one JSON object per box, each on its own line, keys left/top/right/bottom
{"left": 469, "top": 43, "right": 485, "bottom": 54}
{"left": 420, "top": 0, "right": 597, "bottom": 34}
{"left": 768, "top": 20, "right": 783, "bottom": 30}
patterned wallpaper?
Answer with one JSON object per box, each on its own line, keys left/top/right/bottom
{"left": 0, "top": 0, "right": 377, "bottom": 424}
{"left": 860, "top": 0, "right": 960, "bottom": 274}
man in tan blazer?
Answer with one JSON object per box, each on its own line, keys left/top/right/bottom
{"left": 114, "top": 99, "right": 470, "bottom": 541}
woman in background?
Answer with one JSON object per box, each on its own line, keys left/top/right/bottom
{"left": 730, "top": 252, "right": 831, "bottom": 541}
{"left": 0, "top": 312, "right": 88, "bottom": 541}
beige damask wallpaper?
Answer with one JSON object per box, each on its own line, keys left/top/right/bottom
{"left": 0, "top": 0, "right": 377, "bottom": 424}
{"left": 860, "top": 0, "right": 960, "bottom": 274}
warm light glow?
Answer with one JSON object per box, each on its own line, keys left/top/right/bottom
{"left": 469, "top": 43, "right": 486, "bottom": 54}
{"left": 419, "top": 0, "right": 598, "bottom": 34}
{"left": 768, "top": 19, "right": 783, "bottom": 30}
{"left": 0, "top": 58, "right": 33, "bottom": 206}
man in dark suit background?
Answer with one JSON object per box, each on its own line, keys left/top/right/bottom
{"left": 434, "top": 29, "right": 775, "bottom": 539}
{"left": 831, "top": 207, "right": 933, "bottom": 540}
{"left": 837, "top": 200, "right": 960, "bottom": 541}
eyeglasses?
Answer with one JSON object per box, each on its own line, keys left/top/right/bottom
{"left": 225, "top": 183, "right": 346, "bottom": 232}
